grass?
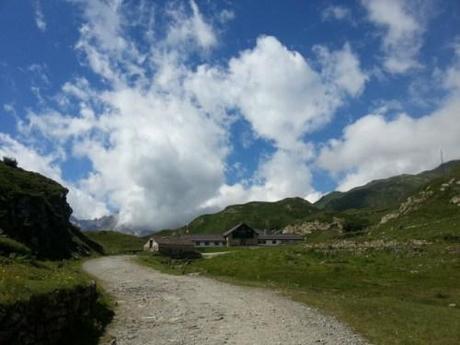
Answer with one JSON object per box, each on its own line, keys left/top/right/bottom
{"left": 0, "top": 255, "right": 114, "bottom": 344}
{"left": 0, "top": 256, "right": 90, "bottom": 305}
{"left": 139, "top": 243, "right": 460, "bottom": 345}
{"left": 85, "top": 230, "right": 145, "bottom": 255}
{"left": 0, "top": 236, "right": 32, "bottom": 256}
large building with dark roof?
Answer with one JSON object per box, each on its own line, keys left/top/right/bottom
{"left": 144, "top": 223, "right": 304, "bottom": 251}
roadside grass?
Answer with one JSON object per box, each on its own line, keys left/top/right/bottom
{"left": 0, "top": 255, "right": 114, "bottom": 344}
{"left": 0, "top": 256, "right": 91, "bottom": 305}
{"left": 139, "top": 243, "right": 460, "bottom": 345}
{"left": 85, "top": 230, "right": 145, "bottom": 255}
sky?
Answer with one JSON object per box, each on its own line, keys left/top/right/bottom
{"left": 1, "top": 0, "right": 460, "bottom": 232}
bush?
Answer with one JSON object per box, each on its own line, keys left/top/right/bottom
{"left": 3, "top": 156, "right": 18, "bottom": 168}
{"left": 342, "top": 216, "right": 371, "bottom": 232}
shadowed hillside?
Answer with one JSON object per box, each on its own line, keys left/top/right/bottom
{"left": 315, "top": 160, "right": 460, "bottom": 212}
{"left": 0, "top": 160, "right": 102, "bottom": 259}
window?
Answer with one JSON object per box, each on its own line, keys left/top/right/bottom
{"left": 149, "top": 239, "right": 153, "bottom": 248}
{"left": 196, "top": 241, "right": 201, "bottom": 246}
{"left": 214, "top": 242, "right": 219, "bottom": 246}
{"left": 204, "top": 241, "right": 209, "bottom": 246}
{"left": 272, "top": 240, "right": 276, "bottom": 244}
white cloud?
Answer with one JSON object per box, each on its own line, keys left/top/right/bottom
{"left": 165, "top": 0, "right": 217, "bottom": 51}
{"left": 12, "top": 1, "right": 369, "bottom": 231}
{"left": 34, "top": 1, "right": 47, "bottom": 32}
{"left": 318, "top": 46, "right": 460, "bottom": 191}
{"left": 361, "top": 0, "right": 426, "bottom": 74}
{"left": 314, "top": 43, "right": 368, "bottom": 97}
{"left": 322, "top": 5, "right": 352, "bottom": 22}
{"left": 188, "top": 37, "right": 367, "bottom": 151}
{"left": 202, "top": 148, "right": 315, "bottom": 210}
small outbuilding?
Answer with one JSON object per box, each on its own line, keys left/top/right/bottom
{"left": 144, "top": 236, "right": 199, "bottom": 258}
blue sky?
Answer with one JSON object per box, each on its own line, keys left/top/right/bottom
{"left": 1, "top": 0, "right": 460, "bottom": 231}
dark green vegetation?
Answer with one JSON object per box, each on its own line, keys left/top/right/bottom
{"left": 316, "top": 160, "right": 460, "bottom": 212}
{"left": 0, "top": 161, "right": 111, "bottom": 344}
{"left": 0, "top": 160, "right": 102, "bottom": 259}
{"left": 85, "top": 230, "right": 145, "bottom": 254}
{"left": 162, "top": 197, "right": 318, "bottom": 235}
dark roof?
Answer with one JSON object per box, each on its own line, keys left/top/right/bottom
{"left": 150, "top": 236, "right": 194, "bottom": 246}
{"left": 185, "top": 234, "right": 225, "bottom": 242}
{"left": 222, "top": 222, "right": 257, "bottom": 237}
{"left": 259, "top": 234, "right": 304, "bottom": 240}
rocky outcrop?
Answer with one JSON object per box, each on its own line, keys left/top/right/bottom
{"left": 282, "top": 217, "right": 344, "bottom": 235}
{"left": 0, "top": 161, "right": 102, "bottom": 259}
{"left": 380, "top": 188, "right": 434, "bottom": 224}
{"left": 450, "top": 196, "right": 460, "bottom": 206}
{"left": 0, "top": 282, "right": 101, "bottom": 345}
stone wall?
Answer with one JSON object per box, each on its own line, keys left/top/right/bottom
{"left": 0, "top": 282, "right": 98, "bottom": 345}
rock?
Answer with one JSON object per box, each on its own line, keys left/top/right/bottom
{"left": 283, "top": 217, "right": 344, "bottom": 235}
{"left": 450, "top": 196, "right": 460, "bottom": 206}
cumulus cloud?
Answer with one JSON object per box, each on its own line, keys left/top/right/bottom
{"left": 313, "top": 43, "right": 368, "bottom": 97}
{"left": 361, "top": 0, "right": 427, "bottom": 74}
{"left": 202, "top": 148, "right": 315, "bottom": 209}
{"left": 188, "top": 37, "right": 367, "bottom": 150}
{"left": 318, "top": 46, "right": 460, "bottom": 191}
{"left": 11, "top": 1, "right": 368, "bottom": 231}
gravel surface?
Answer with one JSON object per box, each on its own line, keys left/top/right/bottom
{"left": 83, "top": 256, "right": 369, "bottom": 345}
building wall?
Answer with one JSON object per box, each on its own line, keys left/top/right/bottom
{"left": 194, "top": 241, "right": 225, "bottom": 247}
{"left": 227, "top": 237, "right": 258, "bottom": 247}
{"left": 143, "top": 239, "right": 159, "bottom": 252}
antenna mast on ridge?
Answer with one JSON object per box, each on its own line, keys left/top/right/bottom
{"left": 440, "top": 149, "right": 444, "bottom": 166}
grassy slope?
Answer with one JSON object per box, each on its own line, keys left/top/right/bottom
{"left": 0, "top": 161, "right": 65, "bottom": 197}
{"left": 0, "top": 256, "right": 90, "bottom": 305}
{"left": 315, "top": 160, "right": 460, "bottom": 212}
{"left": 163, "top": 197, "right": 319, "bottom": 235}
{"left": 85, "top": 231, "right": 145, "bottom": 254}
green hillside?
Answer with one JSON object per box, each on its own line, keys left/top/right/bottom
{"left": 315, "top": 160, "right": 460, "bottom": 212}
{"left": 173, "top": 197, "right": 319, "bottom": 235}
{"left": 370, "top": 164, "right": 460, "bottom": 241}
{"left": 0, "top": 160, "right": 102, "bottom": 259}
{"left": 85, "top": 231, "right": 145, "bottom": 254}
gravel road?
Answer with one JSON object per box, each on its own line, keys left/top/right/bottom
{"left": 82, "top": 256, "right": 368, "bottom": 345}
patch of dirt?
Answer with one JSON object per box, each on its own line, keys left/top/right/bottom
{"left": 83, "top": 256, "right": 368, "bottom": 345}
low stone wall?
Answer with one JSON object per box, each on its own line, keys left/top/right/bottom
{"left": 0, "top": 282, "right": 98, "bottom": 345}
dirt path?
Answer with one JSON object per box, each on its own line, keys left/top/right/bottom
{"left": 83, "top": 256, "right": 368, "bottom": 345}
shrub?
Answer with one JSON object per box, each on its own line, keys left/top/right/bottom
{"left": 3, "top": 156, "right": 18, "bottom": 168}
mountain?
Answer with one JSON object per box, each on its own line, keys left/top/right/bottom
{"left": 71, "top": 214, "right": 118, "bottom": 232}
{"left": 315, "top": 160, "right": 460, "bottom": 212}
{"left": 161, "top": 197, "right": 319, "bottom": 236}
{"left": 155, "top": 160, "right": 460, "bottom": 238}
{"left": 0, "top": 160, "right": 102, "bottom": 259}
